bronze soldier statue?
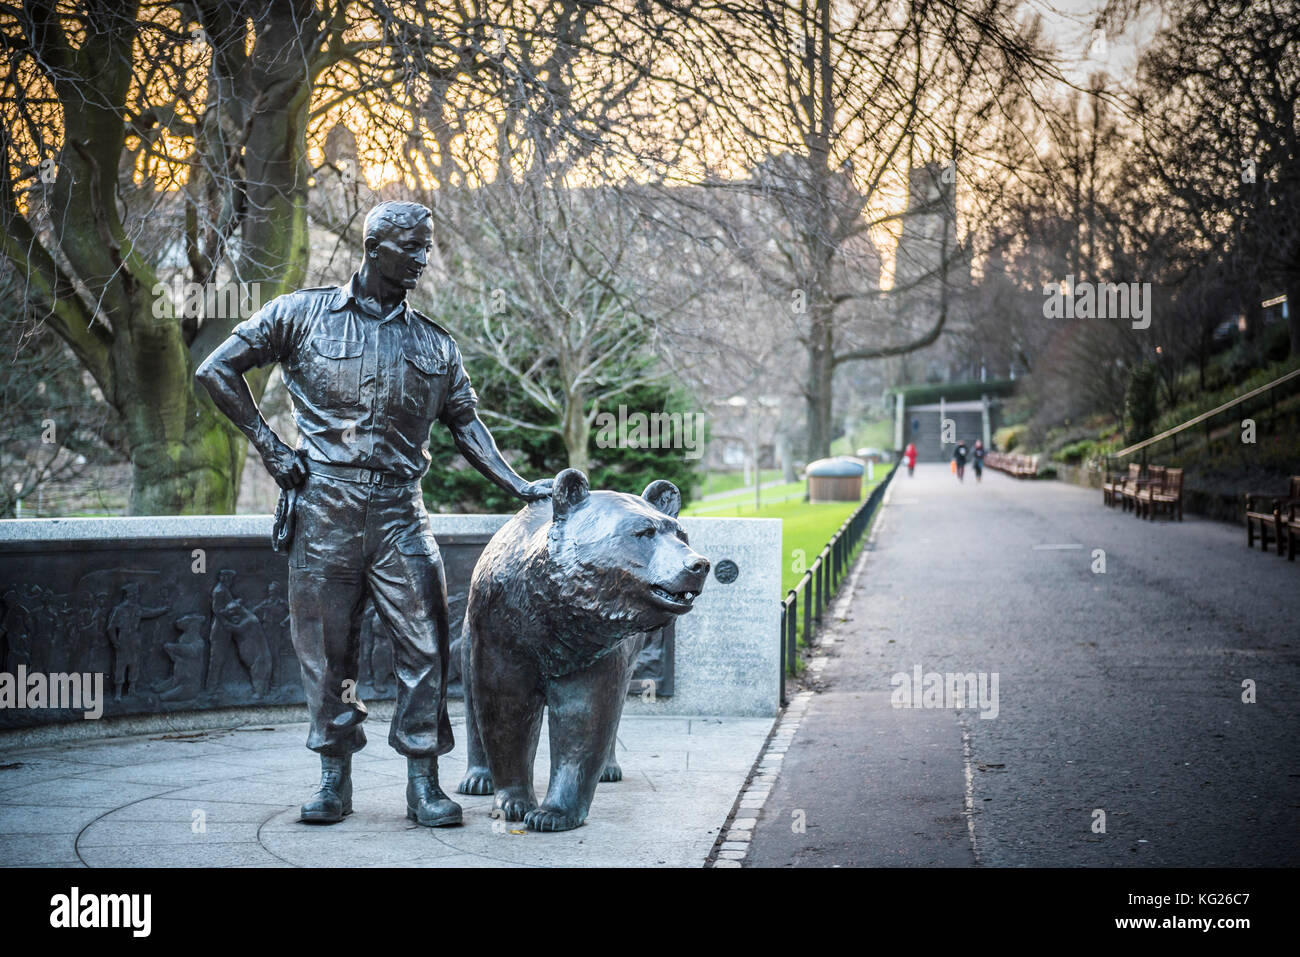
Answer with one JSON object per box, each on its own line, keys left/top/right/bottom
{"left": 197, "top": 201, "right": 552, "bottom": 826}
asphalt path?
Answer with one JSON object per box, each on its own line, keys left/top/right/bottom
{"left": 745, "top": 463, "right": 1300, "bottom": 867}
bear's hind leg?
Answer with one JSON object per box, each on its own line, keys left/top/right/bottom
{"left": 471, "top": 633, "right": 544, "bottom": 821}
{"left": 599, "top": 633, "right": 645, "bottom": 783}
{"left": 598, "top": 748, "right": 623, "bottom": 783}
{"left": 456, "top": 631, "right": 494, "bottom": 796}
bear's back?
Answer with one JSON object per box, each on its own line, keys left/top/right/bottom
{"left": 469, "top": 501, "right": 554, "bottom": 624}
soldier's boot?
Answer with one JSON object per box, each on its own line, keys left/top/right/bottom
{"left": 300, "top": 755, "right": 353, "bottom": 824}
{"left": 406, "top": 756, "right": 463, "bottom": 827}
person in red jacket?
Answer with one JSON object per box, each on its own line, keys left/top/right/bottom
{"left": 904, "top": 443, "right": 918, "bottom": 477}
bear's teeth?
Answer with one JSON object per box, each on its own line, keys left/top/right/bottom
{"left": 683, "top": 592, "right": 694, "bottom": 601}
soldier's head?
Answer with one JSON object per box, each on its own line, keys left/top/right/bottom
{"left": 363, "top": 201, "right": 433, "bottom": 290}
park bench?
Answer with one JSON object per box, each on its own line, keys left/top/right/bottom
{"left": 1104, "top": 463, "right": 1140, "bottom": 508}
{"left": 1101, "top": 465, "right": 1121, "bottom": 505}
{"left": 1245, "top": 476, "right": 1300, "bottom": 557}
{"left": 1138, "top": 467, "right": 1184, "bottom": 521}
{"left": 1121, "top": 464, "right": 1162, "bottom": 514}
{"left": 987, "top": 452, "right": 1038, "bottom": 478}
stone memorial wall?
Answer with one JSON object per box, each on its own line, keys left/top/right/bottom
{"left": 0, "top": 514, "right": 780, "bottom": 733}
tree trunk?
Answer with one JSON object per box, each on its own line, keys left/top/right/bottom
{"left": 563, "top": 396, "right": 591, "bottom": 474}
{"left": 1, "top": 3, "right": 319, "bottom": 515}
{"left": 127, "top": 405, "right": 245, "bottom": 514}
{"left": 777, "top": 432, "right": 796, "bottom": 482}
{"left": 804, "top": 308, "right": 835, "bottom": 460}
{"left": 136, "top": 3, "right": 316, "bottom": 510}
{"left": 115, "top": 285, "right": 247, "bottom": 514}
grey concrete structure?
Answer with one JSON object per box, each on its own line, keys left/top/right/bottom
{"left": 0, "top": 512, "right": 781, "bottom": 741}
{"left": 0, "top": 707, "right": 772, "bottom": 867}
{"left": 0, "top": 515, "right": 492, "bottom": 731}
{"left": 624, "top": 513, "right": 781, "bottom": 718}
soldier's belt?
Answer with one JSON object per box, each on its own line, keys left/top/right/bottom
{"left": 309, "top": 461, "right": 417, "bottom": 487}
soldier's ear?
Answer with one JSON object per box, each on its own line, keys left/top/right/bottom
{"left": 642, "top": 480, "right": 681, "bottom": 518}
{"left": 552, "top": 469, "right": 590, "bottom": 521}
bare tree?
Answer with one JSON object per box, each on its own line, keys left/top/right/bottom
{"left": 1, "top": 0, "right": 686, "bottom": 511}
{"left": 423, "top": 182, "right": 681, "bottom": 472}
{"left": 1134, "top": 0, "right": 1300, "bottom": 355}
{"left": 648, "top": 0, "right": 1059, "bottom": 458}
{"left": 0, "top": 266, "right": 127, "bottom": 516}
{"left": 306, "top": 1, "right": 689, "bottom": 472}
{"left": 0, "top": 1, "right": 378, "bottom": 512}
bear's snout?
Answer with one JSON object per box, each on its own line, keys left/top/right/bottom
{"left": 644, "top": 543, "right": 710, "bottom": 614}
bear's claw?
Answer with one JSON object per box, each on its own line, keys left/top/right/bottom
{"left": 525, "top": 806, "right": 582, "bottom": 832}
{"left": 599, "top": 762, "right": 623, "bottom": 783}
{"left": 494, "top": 788, "right": 537, "bottom": 822}
{"left": 457, "top": 767, "right": 494, "bottom": 795}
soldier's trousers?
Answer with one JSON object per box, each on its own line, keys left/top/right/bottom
{"left": 287, "top": 472, "right": 454, "bottom": 758}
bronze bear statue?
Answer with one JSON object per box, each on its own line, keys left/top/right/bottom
{"left": 457, "top": 469, "right": 709, "bottom": 831}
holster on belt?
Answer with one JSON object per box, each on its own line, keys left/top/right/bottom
{"left": 272, "top": 484, "right": 298, "bottom": 554}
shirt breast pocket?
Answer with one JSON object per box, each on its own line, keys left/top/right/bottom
{"left": 402, "top": 350, "right": 447, "bottom": 415}
{"left": 310, "top": 336, "right": 364, "bottom": 405}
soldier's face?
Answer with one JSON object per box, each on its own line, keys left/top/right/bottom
{"left": 369, "top": 219, "right": 433, "bottom": 290}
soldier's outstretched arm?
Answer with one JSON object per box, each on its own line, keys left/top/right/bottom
{"left": 447, "top": 411, "right": 553, "bottom": 502}
{"left": 196, "top": 336, "right": 307, "bottom": 489}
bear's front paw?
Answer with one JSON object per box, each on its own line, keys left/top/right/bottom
{"left": 457, "top": 766, "right": 494, "bottom": 795}
{"left": 524, "top": 805, "right": 582, "bottom": 832}
{"left": 494, "top": 787, "right": 537, "bottom": 822}
{"left": 599, "top": 762, "right": 623, "bottom": 783}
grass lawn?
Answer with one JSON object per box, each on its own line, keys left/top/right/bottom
{"left": 684, "top": 471, "right": 889, "bottom": 665}
{"left": 767, "top": 498, "right": 863, "bottom": 594}
{"left": 682, "top": 473, "right": 885, "bottom": 595}
{"left": 692, "top": 469, "right": 783, "bottom": 499}
{"left": 685, "top": 480, "right": 807, "bottom": 513}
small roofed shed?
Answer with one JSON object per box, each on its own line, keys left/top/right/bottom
{"left": 806, "top": 456, "right": 864, "bottom": 503}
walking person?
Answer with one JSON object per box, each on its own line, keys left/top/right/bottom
{"left": 904, "top": 442, "right": 918, "bottom": 477}
{"left": 972, "top": 439, "right": 985, "bottom": 483}
{"left": 953, "top": 440, "right": 969, "bottom": 482}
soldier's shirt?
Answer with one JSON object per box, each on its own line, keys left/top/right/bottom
{"left": 232, "top": 275, "right": 478, "bottom": 481}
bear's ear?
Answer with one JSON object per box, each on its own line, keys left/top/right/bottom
{"left": 642, "top": 479, "right": 681, "bottom": 518}
{"left": 552, "top": 468, "right": 591, "bottom": 521}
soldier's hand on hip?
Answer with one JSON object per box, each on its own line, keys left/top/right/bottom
{"left": 517, "top": 478, "right": 554, "bottom": 502}
{"left": 262, "top": 439, "right": 309, "bottom": 489}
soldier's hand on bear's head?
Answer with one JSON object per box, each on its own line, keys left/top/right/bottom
{"left": 517, "top": 478, "right": 555, "bottom": 502}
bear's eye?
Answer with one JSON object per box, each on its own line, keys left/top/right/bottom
{"left": 634, "top": 525, "right": 656, "bottom": 539}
